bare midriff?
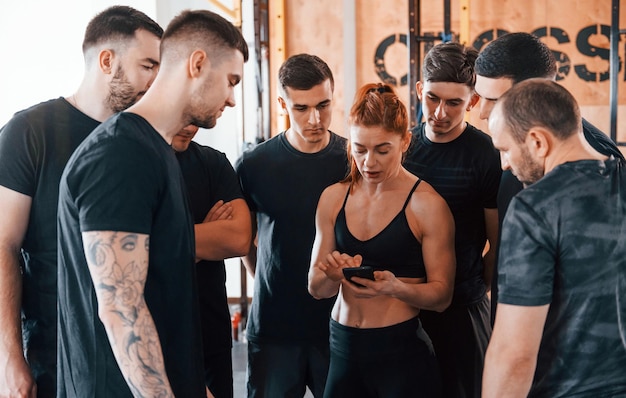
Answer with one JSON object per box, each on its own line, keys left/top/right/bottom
{"left": 331, "top": 276, "right": 425, "bottom": 328}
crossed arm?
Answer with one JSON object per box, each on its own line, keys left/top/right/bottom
{"left": 82, "top": 231, "right": 174, "bottom": 397}
{"left": 194, "top": 199, "right": 252, "bottom": 262}
{"left": 0, "top": 186, "right": 36, "bottom": 397}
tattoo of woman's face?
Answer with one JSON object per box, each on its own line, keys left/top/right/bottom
{"left": 120, "top": 234, "right": 138, "bottom": 252}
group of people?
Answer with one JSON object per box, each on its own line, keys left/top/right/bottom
{"left": 0, "top": 6, "right": 249, "bottom": 398}
{"left": 0, "top": 5, "right": 624, "bottom": 398}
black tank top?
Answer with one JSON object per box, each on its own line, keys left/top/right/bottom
{"left": 334, "top": 179, "right": 426, "bottom": 278}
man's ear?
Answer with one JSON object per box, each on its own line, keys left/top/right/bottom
{"left": 416, "top": 81, "right": 424, "bottom": 101}
{"left": 188, "top": 50, "right": 209, "bottom": 77}
{"left": 277, "top": 96, "right": 287, "bottom": 114}
{"left": 527, "top": 128, "right": 551, "bottom": 159}
{"left": 467, "top": 93, "right": 480, "bottom": 111}
{"left": 98, "top": 50, "right": 114, "bottom": 74}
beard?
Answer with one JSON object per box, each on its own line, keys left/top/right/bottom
{"left": 185, "top": 91, "right": 218, "bottom": 129}
{"left": 515, "top": 145, "right": 545, "bottom": 185}
{"left": 183, "top": 75, "right": 224, "bottom": 129}
{"left": 106, "top": 66, "right": 142, "bottom": 113}
{"left": 188, "top": 114, "right": 217, "bottom": 130}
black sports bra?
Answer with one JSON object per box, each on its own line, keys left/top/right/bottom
{"left": 334, "top": 179, "right": 426, "bottom": 278}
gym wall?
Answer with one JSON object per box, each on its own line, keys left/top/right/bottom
{"left": 268, "top": 0, "right": 626, "bottom": 145}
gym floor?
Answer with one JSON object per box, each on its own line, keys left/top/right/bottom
{"left": 231, "top": 339, "right": 314, "bottom": 398}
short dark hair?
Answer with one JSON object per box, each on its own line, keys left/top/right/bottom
{"left": 278, "top": 54, "right": 334, "bottom": 94}
{"left": 161, "top": 9, "right": 249, "bottom": 63}
{"left": 422, "top": 42, "right": 478, "bottom": 87}
{"left": 475, "top": 32, "right": 556, "bottom": 83}
{"left": 496, "top": 78, "right": 580, "bottom": 143}
{"left": 82, "top": 6, "right": 163, "bottom": 53}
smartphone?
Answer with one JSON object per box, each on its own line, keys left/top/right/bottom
{"left": 342, "top": 265, "right": 375, "bottom": 287}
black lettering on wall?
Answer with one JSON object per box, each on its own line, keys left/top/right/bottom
{"left": 575, "top": 24, "right": 613, "bottom": 82}
{"left": 472, "top": 28, "right": 509, "bottom": 52}
{"left": 382, "top": 25, "right": 625, "bottom": 85}
{"left": 374, "top": 34, "right": 408, "bottom": 86}
{"left": 532, "top": 27, "right": 571, "bottom": 81}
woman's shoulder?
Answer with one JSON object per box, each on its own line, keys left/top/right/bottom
{"left": 411, "top": 178, "right": 450, "bottom": 212}
{"left": 321, "top": 180, "right": 350, "bottom": 199}
{"left": 317, "top": 181, "right": 351, "bottom": 220}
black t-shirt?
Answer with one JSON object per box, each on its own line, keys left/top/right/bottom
{"left": 0, "top": 97, "right": 99, "bottom": 388}
{"left": 57, "top": 113, "right": 205, "bottom": 397}
{"left": 499, "top": 158, "right": 626, "bottom": 397}
{"left": 235, "top": 132, "right": 348, "bottom": 343}
{"left": 404, "top": 123, "right": 501, "bottom": 305}
{"left": 176, "top": 141, "right": 244, "bottom": 359}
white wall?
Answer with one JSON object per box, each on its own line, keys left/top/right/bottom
{"left": 0, "top": 0, "right": 255, "bottom": 298}
{"left": 0, "top": 0, "right": 157, "bottom": 127}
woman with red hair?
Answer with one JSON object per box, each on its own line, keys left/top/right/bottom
{"left": 308, "top": 83, "right": 455, "bottom": 397}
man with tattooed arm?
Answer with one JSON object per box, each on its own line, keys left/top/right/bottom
{"left": 56, "top": 9, "right": 248, "bottom": 397}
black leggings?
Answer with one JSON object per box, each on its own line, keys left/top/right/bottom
{"left": 323, "top": 316, "right": 441, "bottom": 398}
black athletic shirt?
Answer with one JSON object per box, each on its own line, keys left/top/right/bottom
{"left": 176, "top": 141, "right": 243, "bottom": 360}
{"left": 0, "top": 97, "right": 100, "bottom": 394}
{"left": 235, "top": 131, "right": 349, "bottom": 344}
{"left": 57, "top": 113, "right": 205, "bottom": 397}
{"left": 335, "top": 179, "right": 426, "bottom": 278}
{"left": 404, "top": 123, "right": 501, "bottom": 305}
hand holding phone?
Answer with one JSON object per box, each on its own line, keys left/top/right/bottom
{"left": 342, "top": 266, "right": 375, "bottom": 287}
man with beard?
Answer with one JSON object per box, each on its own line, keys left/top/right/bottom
{"left": 56, "top": 9, "right": 248, "bottom": 397}
{"left": 473, "top": 32, "right": 624, "bottom": 326}
{"left": 483, "top": 79, "right": 626, "bottom": 397}
{"left": 0, "top": 6, "right": 162, "bottom": 397}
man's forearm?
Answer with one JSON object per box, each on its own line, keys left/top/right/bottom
{"left": 242, "top": 249, "right": 257, "bottom": 277}
{"left": 101, "top": 299, "right": 174, "bottom": 397}
{"left": 0, "top": 188, "right": 35, "bottom": 394}
{"left": 0, "top": 248, "right": 25, "bottom": 360}
{"left": 195, "top": 199, "right": 252, "bottom": 261}
{"left": 0, "top": 247, "right": 36, "bottom": 396}
{"left": 483, "top": 349, "right": 535, "bottom": 398}
{"left": 483, "top": 207, "right": 499, "bottom": 292}
{"left": 483, "top": 304, "right": 547, "bottom": 397}
{"left": 84, "top": 231, "right": 173, "bottom": 397}
{"left": 241, "top": 212, "right": 258, "bottom": 277}
{"left": 195, "top": 220, "right": 251, "bottom": 261}
{"left": 483, "top": 247, "right": 496, "bottom": 292}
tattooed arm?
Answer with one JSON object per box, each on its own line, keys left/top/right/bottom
{"left": 82, "top": 231, "right": 174, "bottom": 397}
